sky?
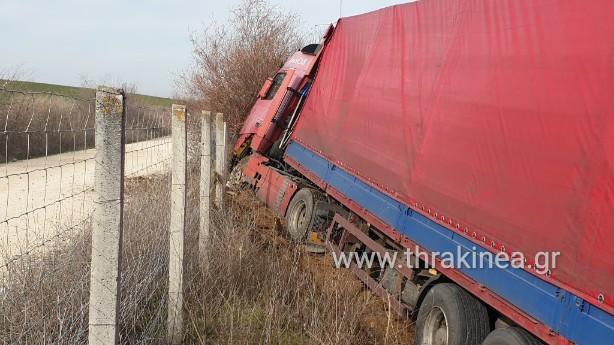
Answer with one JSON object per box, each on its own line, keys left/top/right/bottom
{"left": 0, "top": 0, "right": 413, "bottom": 97}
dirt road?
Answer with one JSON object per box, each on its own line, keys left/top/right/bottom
{"left": 0, "top": 137, "right": 171, "bottom": 265}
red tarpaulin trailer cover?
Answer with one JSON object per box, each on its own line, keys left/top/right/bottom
{"left": 292, "top": 0, "right": 614, "bottom": 309}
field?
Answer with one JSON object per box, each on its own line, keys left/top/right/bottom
{"left": 0, "top": 80, "right": 173, "bottom": 108}
{"left": 0, "top": 81, "right": 172, "bottom": 162}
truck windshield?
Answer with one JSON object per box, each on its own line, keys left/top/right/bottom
{"left": 264, "top": 72, "right": 286, "bottom": 100}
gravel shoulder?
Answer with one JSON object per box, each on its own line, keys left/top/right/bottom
{"left": 0, "top": 137, "right": 171, "bottom": 264}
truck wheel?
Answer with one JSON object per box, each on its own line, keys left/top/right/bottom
{"left": 285, "top": 188, "right": 316, "bottom": 242}
{"left": 481, "top": 328, "right": 542, "bottom": 345}
{"left": 268, "top": 139, "right": 284, "bottom": 161}
{"left": 416, "top": 283, "right": 489, "bottom": 345}
{"left": 227, "top": 156, "right": 249, "bottom": 190}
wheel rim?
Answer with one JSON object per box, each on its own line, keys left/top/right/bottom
{"left": 290, "top": 200, "right": 308, "bottom": 239}
{"left": 423, "top": 306, "right": 448, "bottom": 345}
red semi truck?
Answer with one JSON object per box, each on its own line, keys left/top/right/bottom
{"left": 229, "top": 1, "right": 614, "bottom": 344}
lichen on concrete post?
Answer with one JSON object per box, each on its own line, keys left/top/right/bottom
{"left": 214, "top": 113, "right": 226, "bottom": 210}
{"left": 168, "top": 104, "right": 187, "bottom": 345}
{"left": 88, "top": 86, "right": 125, "bottom": 345}
{"left": 199, "top": 111, "right": 213, "bottom": 263}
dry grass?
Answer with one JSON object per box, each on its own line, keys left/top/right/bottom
{"left": 0, "top": 175, "right": 171, "bottom": 344}
{"left": 182, "top": 187, "right": 415, "bottom": 344}
{"left": 0, "top": 169, "right": 414, "bottom": 344}
{"left": 0, "top": 89, "right": 170, "bottom": 161}
{"left": 0, "top": 91, "right": 96, "bottom": 161}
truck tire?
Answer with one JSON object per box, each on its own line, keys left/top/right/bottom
{"left": 481, "top": 328, "right": 542, "bottom": 345}
{"left": 227, "top": 156, "right": 249, "bottom": 190}
{"left": 285, "top": 188, "right": 316, "bottom": 242}
{"left": 416, "top": 283, "right": 489, "bottom": 345}
{"left": 268, "top": 139, "right": 284, "bottom": 161}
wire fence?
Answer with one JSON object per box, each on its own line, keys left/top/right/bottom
{"left": 0, "top": 87, "right": 173, "bottom": 268}
{"left": 124, "top": 104, "right": 172, "bottom": 177}
{"left": 0, "top": 88, "right": 96, "bottom": 268}
{"left": 0, "top": 86, "right": 176, "bottom": 343}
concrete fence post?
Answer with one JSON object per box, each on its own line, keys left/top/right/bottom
{"left": 199, "top": 111, "right": 212, "bottom": 262}
{"left": 168, "top": 104, "right": 187, "bottom": 344}
{"left": 88, "top": 86, "right": 126, "bottom": 345}
{"left": 214, "top": 113, "right": 226, "bottom": 210}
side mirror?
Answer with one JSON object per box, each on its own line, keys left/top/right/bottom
{"left": 258, "top": 78, "right": 273, "bottom": 99}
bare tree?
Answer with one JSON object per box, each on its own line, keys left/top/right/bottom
{"left": 176, "top": 0, "right": 306, "bottom": 132}
{"left": 80, "top": 74, "right": 139, "bottom": 94}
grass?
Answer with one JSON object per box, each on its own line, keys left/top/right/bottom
{"left": 0, "top": 175, "right": 172, "bottom": 344}
{"left": 182, "top": 170, "right": 416, "bottom": 344}
{"left": 0, "top": 81, "right": 171, "bottom": 162}
{"left": 0, "top": 171, "right": 415, "bottom": 344}
{"left": 1, "top": 80, "right": 173, "bottom": 108}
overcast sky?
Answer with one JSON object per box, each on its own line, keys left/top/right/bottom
{"left": 0, "top": 0, "right": 414, "bottom": 97}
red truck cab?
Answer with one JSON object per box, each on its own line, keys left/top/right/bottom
{"left": 232, "top": 27, "right": 332, "bottom": 162}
